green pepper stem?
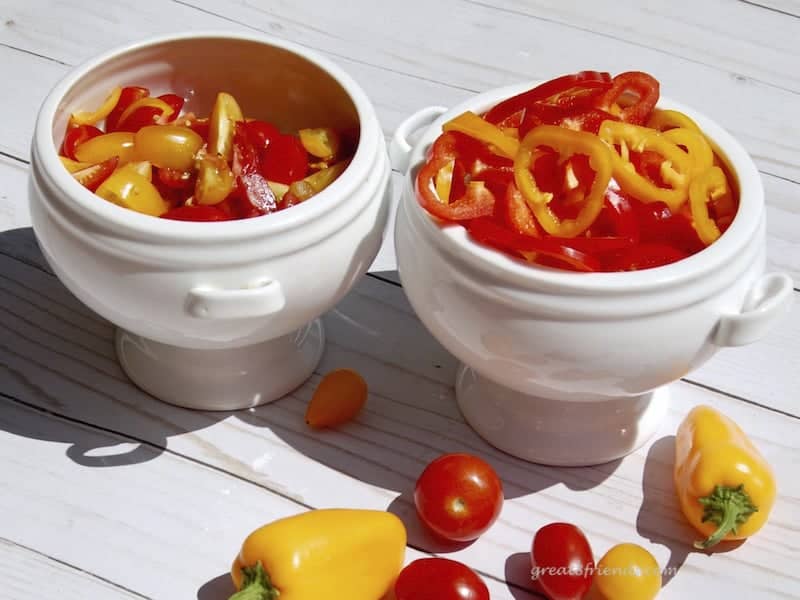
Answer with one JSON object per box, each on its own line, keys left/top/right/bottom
{"left": 694, "top": 484, "right": 758, "bottom": 550}
{"left": 228, "top": 562, "right": 280, "bottom": 600}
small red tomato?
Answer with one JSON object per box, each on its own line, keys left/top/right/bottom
{"left": 157, "top": 93, "right": 185, "bottom": 122}
{"left": 414, "top": 453, "right": 503, "bottom": 542}
{"left": 531, "top": 523, "right": 594, "bottom": 600}
{"left": 395, "top": 558, "right": 489, "bottom": 600}
{"left": 245, "top": 119, "right": 281, "bottom": 151}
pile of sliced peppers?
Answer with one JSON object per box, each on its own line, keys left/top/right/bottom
{"left": 415, "top": 71, "right": 738, "bottom": 272}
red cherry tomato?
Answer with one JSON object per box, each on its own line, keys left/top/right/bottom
{"left": 395, "top": 558, "right": 490, "bottom": 600}
{"left": 245, "top": 120, "right": 281, "bottom": 151}
{"left": 530, "top": 523, "right": 594, "bottom": 600}
{"left": 260, "top": 133, "right": 309, "bottom": 184}
{"left": 61, "top": 124, "right": 103, "bottom": 160}
{"left": 414, "top": 453, "right": 503, "bottom": 542}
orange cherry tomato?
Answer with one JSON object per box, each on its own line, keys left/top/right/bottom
{"left": 305, "top": 369, "right": 368, "bottom": 429}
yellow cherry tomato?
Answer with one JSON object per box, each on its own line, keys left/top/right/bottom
{"left": 208, "top": 92, "right": 244, "bottom": 162}
{"left": 595, "top": 543, "right": 662, "bottom": 600}
{"left": 195, "top": 153, "right": 235, "bottom": 205}
{"left": 95, "top": 162, "right": 169, "bottom": 217}
{"left": 133, "top": 125, "right": 203, "bottom": 171}
{"left": 74, "top": 132, "right": 136, "bottom": 165}
{"left": 305, "top": 369, "right": 367, "bottom": 429}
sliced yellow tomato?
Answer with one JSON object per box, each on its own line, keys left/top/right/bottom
{"left": 95, "top": 163, "right": 169, "bottom": 216}
{"left": 134, "top": 125, "right": 203, "bottom": 171}
{"left": 73, "top": 132, "right": 136, "bottom": 165}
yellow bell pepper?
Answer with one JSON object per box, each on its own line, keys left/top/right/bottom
{"left": 598, "top": 120, "right": 692, "bottom": 213}
{"left": 442, "top": 111, "right": 520, "bottom": 159}
{"left": 513, "top": 124, "right": 612, "bottom": 237}
{"left": 674, "top": 405, "right": 777, "bottom": 550}
{"left": 229, "top": 509, "right": 406, "bottom": 600}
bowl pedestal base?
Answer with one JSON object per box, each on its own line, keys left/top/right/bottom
{"left": 115, "top": 319, "right": 324, "bottom": 411}
{"left": 455, "top": 364, "right": 669, "bottom": 466}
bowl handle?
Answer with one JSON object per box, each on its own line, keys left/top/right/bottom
{"left": 713, "top": 273, "right": 794, "bottom": 347}
{"left": 186, "top": 278, "right": 285, "bottom": 319}
{"left": 389, "top": 105, "right": 448, "bottom": 173}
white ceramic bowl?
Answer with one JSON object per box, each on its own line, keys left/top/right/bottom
{"left": 29, "top": 32, "right": 391, "bottom": 410}
{"left": 392, "top": 82, "right": 793, "bottom": 466}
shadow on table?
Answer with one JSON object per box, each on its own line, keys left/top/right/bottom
{"left": 0, "top": 227, "right": 230, "bottom": 467}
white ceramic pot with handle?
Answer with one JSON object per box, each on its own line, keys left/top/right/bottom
{"left": 392, "top": 83, "right": 793, "bottom": 466}
{"left": 29, "top": 32, "right": 391, "bottom": 410}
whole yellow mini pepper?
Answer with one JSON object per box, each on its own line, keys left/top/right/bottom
{"left": 674, "top": 405, "right": 777, "bottom": 549}
{"left": 229, "top": 508, "right": 406, "bottom": 600}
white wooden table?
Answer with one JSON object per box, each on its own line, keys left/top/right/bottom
{"left": 1, "top": 1, "right": 798, "bottom": 598}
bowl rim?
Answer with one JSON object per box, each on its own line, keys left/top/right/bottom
{"left": 401, "top": 79, "right": 765, "bottom": 292}
{"left": 33, "top": 30, "right": 382, "bottom": 242}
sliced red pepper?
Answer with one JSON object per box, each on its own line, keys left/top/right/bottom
{"left": 233, "top": 121, "right": 260, "bottom": 176}
{"left": 603, "top": 242, "right": 688, "bottom": 271}
{"left": 465, "top": 216, "right": 601, "bottom": 272}
{"left": 484, "top": 71, "right": 612, "bottom": 125}
{"left": 106, "top": 86, "right": 149, "bottom": 131}
{"left": 500, "top": 182, "right": 539, "bottom": 236}
{"left": 261, "top": 134, "right": 309, "bottom": 184}
{"left": 416, "top": 133, "right": 496, "bottom": 221}
{"left": 61, "top": 124, "right": 103, "bottom": 160}
{"left": 595, "top": 71, "right": 660, "bottom": 125}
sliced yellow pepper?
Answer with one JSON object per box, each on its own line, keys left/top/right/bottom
{"left": 689, "top": 166, "right": 729, "bottom": 245}
{"left": 69, "top": 86, "right": 122, "bottom": 126}
{"left": 230, "top": 509, "right": 406, "bottom": 600}
{"left": 663, "top": 127, "right": 714, "bottom": 175}
{"left": 434, "top": 158, "right": 456, "bottom": 204}
{"left": 443, "top": 111, "right": 520, "bottom": 159}
{"left": 675, "top": 405, "right": 776, "bottom": 549}
{"left": 646, "top": 108, "right": 701, "bottom": 133}
{"left": 514, "top": 125, "right": 612, "bottom": 237}
{"left": 116, "top": 97, "right": 175, "bottom": 130}
{"left": 598, "top": 120, "right": 692, "bottom": 213}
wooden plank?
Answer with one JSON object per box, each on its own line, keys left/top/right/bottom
{"left": 0, "top": 245, "right": 797, "bottom": 597}
{"left": 0, "top": 398, "right": 532, "bottom": 599}
{"left": 740, "top": 0, "right": 800, "bottom": 18}
{"left": 0, "top": 538, "right": 145, "bottom": 600}
{"left": 0, "top": 0, "right": 798, "bottom": 181}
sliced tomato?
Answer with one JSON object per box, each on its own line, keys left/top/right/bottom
{"left": 61, "top": 124, "right": 103, "bottom": 160}
{"left": 260, "top": 134, "right": 309, "bottom": 184}
{"left": 238, "top": 172, "right": 277, "bottom": 216}
{"left": 70, "top": 156, "right": 119, "bottom": 191}
{"left": 245, "top": 120, "right": 281, "bottom": 151}
{"left": 156, "top": 167, "right": 195, "bottom": 191}
{"left": 160, "top": 205, "right": 232, "bottom": 221}
{"left": 233, "top": 121, "right": 260, "bottom": 176}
